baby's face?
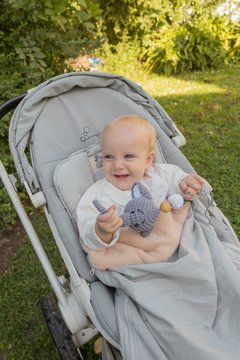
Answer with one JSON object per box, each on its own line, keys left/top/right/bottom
{"left": 102, "top": 124, "right": 153, "bottom": 191}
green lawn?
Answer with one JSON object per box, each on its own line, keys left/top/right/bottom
{"left": 0, "top": 65, "right": 239, "bottom": 359}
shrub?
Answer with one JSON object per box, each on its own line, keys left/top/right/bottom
{"left": 224, "top": 23, "right": 240, "bottom": 64}
{"left": 98, "top": 38, "right": 145, "bottom": 80}
{"left": 141, "top": 20, "right": 226, "bottom": 75}
{"left": 0, "top": 0, "right": 102, "bottom": 80}
{"left": 0, "top": 0, "right": 102, "bottom": 233}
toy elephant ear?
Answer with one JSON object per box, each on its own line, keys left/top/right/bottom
{"left": 132, "top": 182, "right": 152, "bottom": 200}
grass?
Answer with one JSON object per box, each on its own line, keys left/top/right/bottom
{"left": 0, "top": 65, "right": 239, "bottom": 359}
{"left": 140, "top": 67, "right": 240, "bottom": 231}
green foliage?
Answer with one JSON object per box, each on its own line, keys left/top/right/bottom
{"left": 223, "top": 22, "right": 240, "bottom": 64}
{"left": 0, "top": 0, "right": 102, "bottom": 234}
{"left": 98, "top": 38, "right": 145, "bottom": 81}
{"left": 140, "top": 1, "right": 228, "bottom": 74}
{"left": 15, "top": 38, "right": 47, "bottom": 72}
{"left": 141, "top": 25, "right": 179, "bottom": 75}
{"left": 143, "top": 21, "right": 226, "bottom": 75}
{"left": 98, "top": 0, "right": 240, "bottom": 75}
{"left": 0, "top": 0, "right": 102, "bottom": 83}
{"left": 0, "top": 191, "right": 16, "bottom": 233}
{"left": 97, "top": 0, "right": 144, "bottom": 45}
{"left": 175, "top": 23, "right": 226, "bottom": 72}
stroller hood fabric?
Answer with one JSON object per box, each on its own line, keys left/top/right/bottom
{"left": 9, "top": 72, "right": 178, "bottom": 192}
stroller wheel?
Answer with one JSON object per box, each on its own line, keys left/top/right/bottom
{"left": 41, "top": 294, "right": 82, "bottom": 360}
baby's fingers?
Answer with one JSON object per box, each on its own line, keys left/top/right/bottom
{"left": 185, "top": 187, "right": 197, "bottom": 200}
{"left": 185, "top": 176, "right": 203, "bottom": 192}
{"left": 107, "top": 217, "right": 123, "bottom": 233}
{"left": 192, "top": 174, "right": 205, "bottom": 188}
{"left": 103, "top": 211, "right": 123, "bottom": 229}
{"left": 98, "top": 204, "right": 116, "bottom": 221}
{"left": 97, "top": 214, "right": 123, "bottom": 234}
{"left": 179, "top": 181, "right": 188, "bottom": 193}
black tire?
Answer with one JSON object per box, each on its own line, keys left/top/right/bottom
{"left": 41, "top": 294, "right": 82, "bottom": 360}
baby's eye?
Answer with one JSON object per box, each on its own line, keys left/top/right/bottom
{"left": 103, "top": 154, "right": 113, "bottom": 160}
{"left": 125, "top": 154, "right": 135, "bottom": 159}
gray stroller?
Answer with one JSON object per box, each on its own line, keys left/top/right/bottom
{"left": 1, "top": 72, "right": 240, "bottom": 360}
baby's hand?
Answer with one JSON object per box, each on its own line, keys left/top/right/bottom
{"left": 180, "top": 174, "right": 205, "bottom": 200}
{"left": 95, "top": 204, "right": 123, "bottom": 243}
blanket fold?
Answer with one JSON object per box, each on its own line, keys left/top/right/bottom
{"left": 85, "top": 203, "right": 190, "bottom": 269}
{"left": 94, "top": 201, "right": 240, "bottom": 360}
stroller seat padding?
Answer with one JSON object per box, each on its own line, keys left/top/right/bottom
{"left": 54, "top": 139, "right": 104, "bottom": 227}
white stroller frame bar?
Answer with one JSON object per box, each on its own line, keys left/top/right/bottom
{"left": 0, "top": 161, "right": 66, "bottom": 303}
{"left": 0, "top": 159, "right": 120, "bottom": 350}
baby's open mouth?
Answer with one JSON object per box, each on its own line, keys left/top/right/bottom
{"left": 114, "top": 174, "right": 129, "bottom": 179}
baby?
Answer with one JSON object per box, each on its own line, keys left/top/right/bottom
{"left": 77, "top": 115, "right": 206, "bottom": 256}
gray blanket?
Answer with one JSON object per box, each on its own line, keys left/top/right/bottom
{"left": 95, "top": 200, "right": 240, "bottom": 360}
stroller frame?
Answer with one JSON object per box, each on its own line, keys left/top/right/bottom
{"left": 0, "top": 129, "right": 117, "bottom": 358}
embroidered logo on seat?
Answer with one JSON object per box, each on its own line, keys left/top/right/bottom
{"left": 89, "top": 153, "right": 103, "bottom": 172}
{"left": 80, "top": 126, "right": 100, "bottom": 142}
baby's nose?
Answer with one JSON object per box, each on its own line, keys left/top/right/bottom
{"left": 114, "top": 159, "right": 124, "bottom": 169}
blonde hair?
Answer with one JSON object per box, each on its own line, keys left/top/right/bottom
{"left": 103, "top": 115, "right": 156, "bottom": 153}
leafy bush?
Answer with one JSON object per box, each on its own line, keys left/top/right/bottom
{"left": 0, "top": 0, "right": 103, "bottom": 233}
{"left": 98, "top": 0, "right": 239, "bottom": 75}
{"left": 141, "top": 25, "right": 179, "bottom": 75}
{"left": 141, "top": 9, "right": 227, "bottom": 75}
{"left": 98, "top": 38, "right": 144, "bottom": 80}
{"left": 0, "top": 0, "right": 102, "bottom": 81}
{"left": 223, "top": 22, "right": 240, "bottom": 64}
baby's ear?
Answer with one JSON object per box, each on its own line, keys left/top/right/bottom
{"left": 146, "top": 151, "right": 154, "bottom": 168}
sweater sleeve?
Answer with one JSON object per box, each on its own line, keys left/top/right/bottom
{"left": 76, "top": 182, "right": 119, "bottom": 250}
{"left": 153, "top": 163, "right": 189, "bottom": 194}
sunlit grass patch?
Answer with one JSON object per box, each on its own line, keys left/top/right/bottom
{"left": 140, "top": 74, "right": 225, "bottom": 98}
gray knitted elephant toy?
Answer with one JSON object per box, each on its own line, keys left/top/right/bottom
{"left": 93, "top": 182, "right": 184, "bottom": 237}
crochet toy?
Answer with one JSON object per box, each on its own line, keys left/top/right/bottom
{"left": 93, "top": 182, "right": 184, "bottom": 237}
